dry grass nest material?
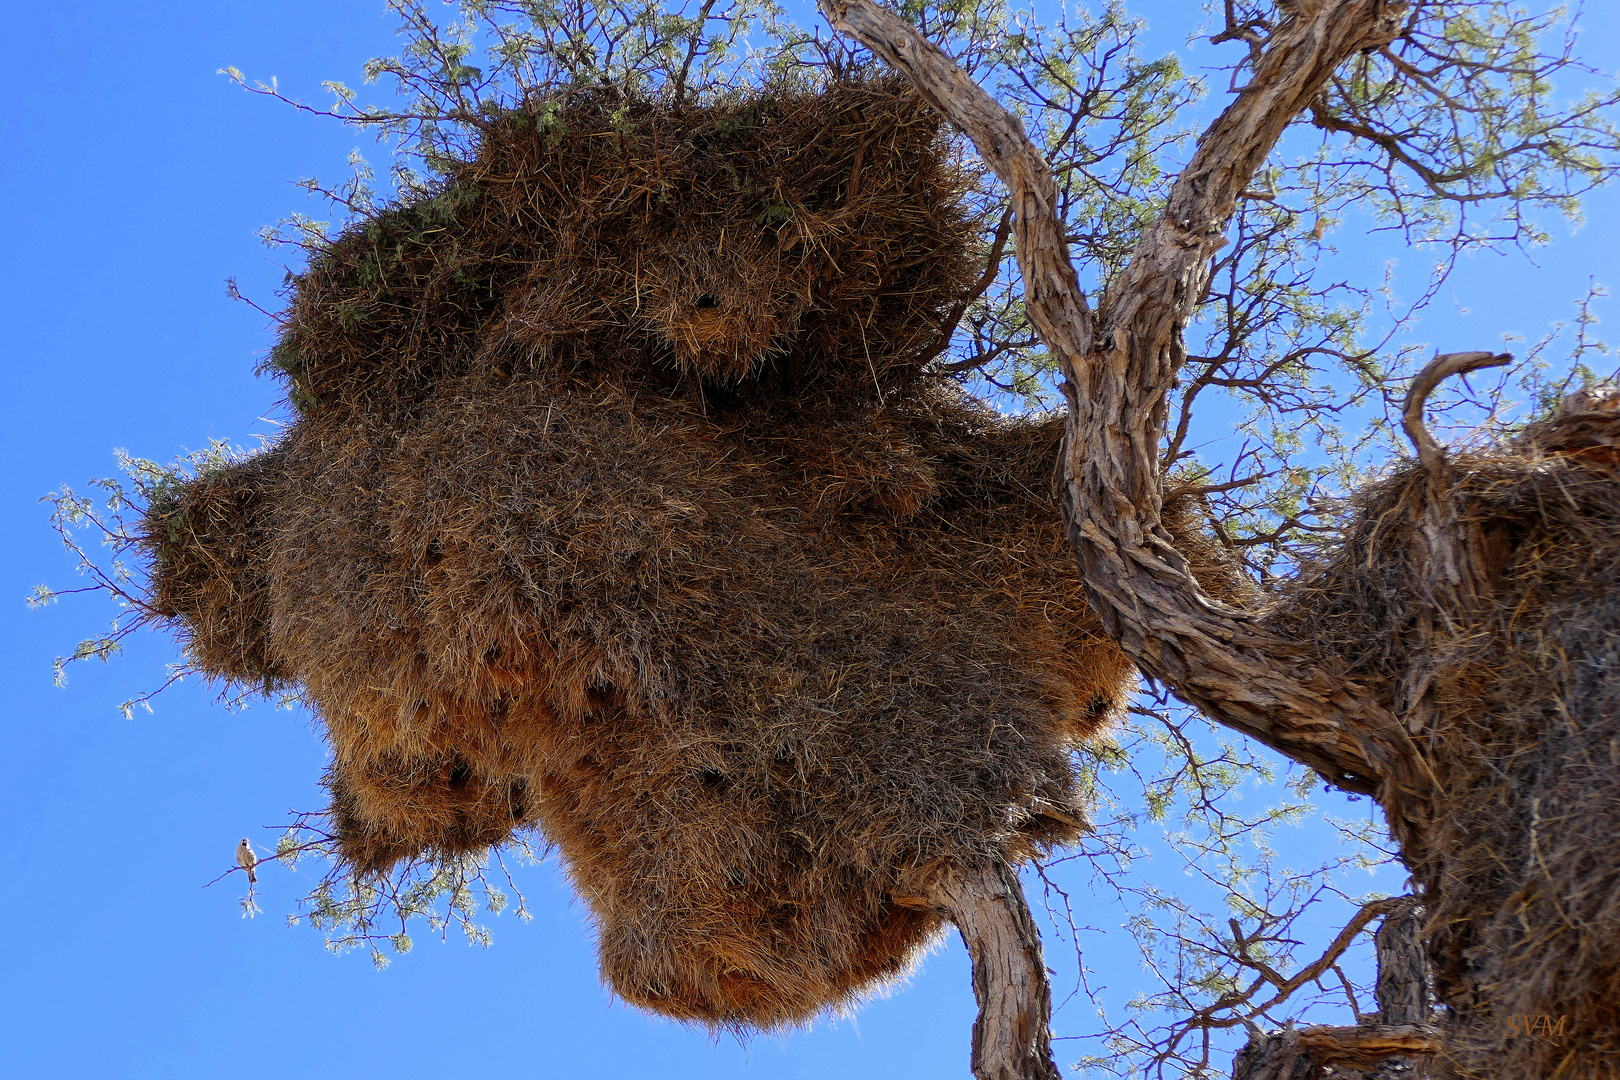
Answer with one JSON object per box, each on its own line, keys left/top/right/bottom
{"left": 142, "top": 80, "right": 1241, "bottom": 1029}
{"left": 1274, "top": 390, "right": 1620, "bottom": 1080}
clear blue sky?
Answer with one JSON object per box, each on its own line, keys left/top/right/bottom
{"left": 2, "top": 3, "right": 1615, "bottom": 1078}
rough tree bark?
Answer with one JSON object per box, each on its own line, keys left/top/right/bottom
{"left": 816, "top": 2, "right": 1618, "bottom": 1078}
{"left": 818, "top": 0, "right": 1410, "bottom": 797}
{"left": 1372, "top": 898, "right": 1433, "bottom": 1031}
{"left": 932, "top": 862, "right": 1063, "bottom": 1080}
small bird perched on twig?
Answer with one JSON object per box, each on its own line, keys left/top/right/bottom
{"left": 236, "top": 838, "right": 258, "bottom": 885}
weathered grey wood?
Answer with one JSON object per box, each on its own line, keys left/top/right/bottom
{"left": 820, "top": 6, "right": 1620, "bottom": 1078}
{"left": 933, "top": 861, "right": 1061, "bottom": 1080}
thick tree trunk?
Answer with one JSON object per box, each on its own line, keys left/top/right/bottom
{"left": 819, "top": 4, "right": 1620, "bottom": 1078}
{"left": 817, "top": 0, "right": 1410, "bottom": 797}
{"left": 933, "top": 862, "right": 1061, "bottom": 1080}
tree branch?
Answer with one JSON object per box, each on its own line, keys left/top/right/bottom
{"left": 817, "top": 0, "right": 1413, "bottom": 797}
{"left": 1233, "top": 896, "right": 1438, "bottom": 1079}
{"left": 932, "top": 861, "right": 1061, "bottom": 1080}
{"left": 1400, "top": 350, "right": 1511, "bottom": 483}
{"left": 1234, "top": 1022, "right": 1439, "bottom": 1080}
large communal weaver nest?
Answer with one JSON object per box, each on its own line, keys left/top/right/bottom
{"left": 1273, "top": 390, "right": 1620, "bottom": 1080}
{"left": 144, "top": 80, "right": 1241, "bottom": 1029}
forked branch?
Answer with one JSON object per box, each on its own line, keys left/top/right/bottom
{"left": 817, "top": 0, "right": 1414, "bottom": 797}
{"left": 1233, "top": 896, "right": 1438, "bottom": 1078}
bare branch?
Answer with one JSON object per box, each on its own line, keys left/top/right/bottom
{"left": 1400, "top": 350, "right": 1511, "bottom": 481}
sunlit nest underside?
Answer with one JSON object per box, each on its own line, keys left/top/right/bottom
{"left": 143, "top": 79, "right": 1241, "bottom": 1029}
